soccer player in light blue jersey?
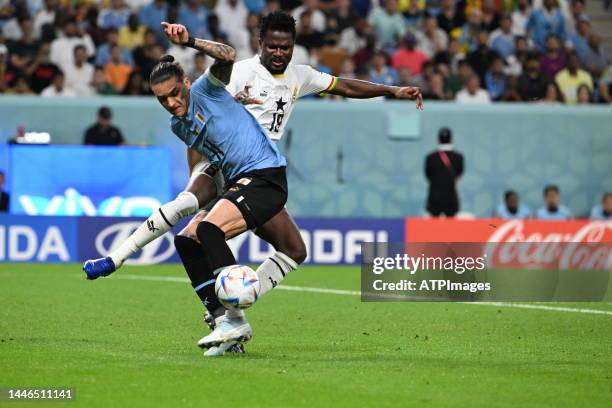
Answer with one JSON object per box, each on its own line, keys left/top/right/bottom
{"left": 84, "top": 22, "right": 293, "bottom": 355}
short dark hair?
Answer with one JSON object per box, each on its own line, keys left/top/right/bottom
{"left": 150, "top": 55, "right": 185, "bottom": 85}
{"left": 438, "top": 127, "right": 452, "bottom": 144}
{"left": 260, "top": 11, "right": 296, "bottom": 40}
{"left": 98, "top": 106, "right": 112, "bottom": 119}
{"left": 544, "top": 185, "right": 559, "bottom": 196}
{"left": 504, "top": 190, "right": 517, "bottom": 200}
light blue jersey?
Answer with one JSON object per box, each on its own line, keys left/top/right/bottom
{"left": 535, "top": 206, "right": 572, "bottom": 220}
{"left": 495, "top": 204, "right": 530, "bottom": 219}
{"left": 590, "top": 206, "right": 612, "bottom": 220}
{"left": 170, "top": 74, "right": 286, "bottom": 181}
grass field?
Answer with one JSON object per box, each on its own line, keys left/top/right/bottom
{"left": 1, "top": 263, "right": 611, "bottom": 408}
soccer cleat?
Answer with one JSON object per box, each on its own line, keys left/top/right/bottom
{"left": 203, "top": 312, "right": 216, "bottom": 330}
{"left": 197, "top": 313, "right": 252, "bottom": 348}
{"left": 203, "top": 341, "right": 245, "bottom": 357}
{"left": 83, "top": 257, "right": 116, "bottom": 280}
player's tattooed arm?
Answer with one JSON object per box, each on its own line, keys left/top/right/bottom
{"left": 330, "top": 78, "right": 424, "bottom": 110}
{"left": 190, "top": 38, "right": 236, "bottom": 84}
{"left": 160, "top": 22, "right": 236, "bottom": 84}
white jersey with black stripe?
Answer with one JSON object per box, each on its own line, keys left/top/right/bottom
{"left": 225, "top": 55, "right": 337, "bottom": 142}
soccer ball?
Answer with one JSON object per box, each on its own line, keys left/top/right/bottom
{"left": 215, "top": 265, "right": 260, "bottom": 309}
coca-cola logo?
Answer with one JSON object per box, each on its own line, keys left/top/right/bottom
{"left": 484, "top": 221, "right": 612, "bottom": 270}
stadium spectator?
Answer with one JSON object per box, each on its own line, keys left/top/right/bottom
{"left": 27, "top": 42, "right": 60, "bottom": 93}
{"left": 92, "top": 66, "right": 118, "bottom": 95}
{"left": 540, "top": 81, "right": 564, "bottom": 103}
{"left": 397, "top": 66, "right": 426, "bottom": 90}
{"left": 96, "top": 28, "right": 135, "bottom": 67}
{"left": 82, "top": 4, "right": 108, "bottom": 47}
{"left": 167, "top": 41, "right": 199, "bottom": 75}
{"left": 189, "top": 51, "right": 207, "bottom": 81}
{"left": 64, "top": 45, "right": 94, "bottom": 96}
{"left": 84, "top": 106, "right": 125, "bottom": 146}
{"left": 132, "top": 31, "right": 163, "bottom": 79}
{"left": 369, "top": 51, "right": 398, "bottom": 86}
{"left": 352, "top": 33, "right": 376, "bottom": 68}
{"left": 526, "top": 0, "right": 566, "bottom": 51}
{"left": 565, "top": 0, "right": 587, "bottom": 35}
{"left": 326, "top": 0, "right": 356, "bottom": 34}
{"left": 566, "top": 16, "right": 590, "bottom": 62}
{"left": 580, "top": 33, "right": 610, "bottom": 80}
{"left": 425, "top": 127, "right": 464, "bottom": 217}
{"left": 539, "top": 35, "right": 566, "bottom": 79}
{"left": 489, "top": 14, "right": 515, "bottom": 59}
{"left": 122, "top": 69, "right": 149, "bottom": 95}
{"left": 41, "top": 70, "right": 76, "bottom": 97}
{"left": 575, "top": 83, "right": 592, "bottom": 104}
{"left": 423, "top": 72, "right": 448, "bottom": 100}
{"left": 0, "top": 170, "right": 9, "bottom": 212}
{"left": 7, "top": 17, "right": 39, "bottom": 73}
{"left": 517, "top": 53, "right": 550, "bottom": 101}
{"left": 8, "top": 75, "right": 34, "bottom": 94}
{"left": 481, "top": 0, "right": 501, "bottom": 32}
{"left": 292, "top": 0, "right": 326, "bottom": 32}
{"left": 401, "top": 0, "right": 425, "bottom": 29}
{"left": 598, "top": 65, "right": 612, "bottom": 103}
{"left": 456, "top": 7, "right": 484, "bottom": 54}
{"left": 104, "top": 44, "right": 133, "bottom": 92}
{"left": 555, "top": 51, "right": 593, "bottom": 104}
{"left": 338, "top": 56, "right": 356, "bottom": 78}
{"left": 485, "top": 56, "right": 509, "bottom": 101}
{"left": 536, "top": 185, "right": 572, "bottom": 220}
{"left": 367, "top": 0, "right": 405, "bottom": 49}
{"left": 455, "top": 74, "right": 492, "bottom": 104}
{"left": 467, "top": 30, "right": 499, "bottom": 83}
{"left": 392, "top": 31, "right": 429, "bottom": 76}
{"left": 215, "top": 0, "right": 249, "bottom": 39}
{"left": 437, "top": 0, "right": 465, "bottom": 35}
{"left": 178, "top": 0, "right": 211, "bottom": 40}
{"left": 296, "top": 10, "right": 324, "bottom": 50}
{"left": 433, "top": 38, "right": 464, "bottom": 73}
{"left": 416, "top": 14, "right": 448, "bottom": 59}
{"left": 49, "top": 17, "right": 95, "bottom": 74}
{"left": 495, "top": 190, "right": 530, "bottom": 219}
{"left": 339, "top": 17, "right": 371, "bottom": 56}
{"left": 511, "top": 0, "right": 531, "bottom": 36}
{"left": 33, "top": 0, "right": 57, "bottom": 40}
{"left": 99, "top": 0, "right": 131, "bottom": 30}
{"left": 138, "top": 0, "right": 167, "bottom": 45}
{"left": 244, "top": 0, "right": 265, "bottom": 14}
{"left": 118, "top": 13, "right": 147, "bottom": 50}
{"left": 590, "top": 193, "right": 612, "bottom": 220}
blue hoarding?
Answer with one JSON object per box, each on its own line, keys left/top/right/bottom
{"left": 9, "top": 145, "right": 172, "bottom": 217}
{"left": 1, "top": 215, "right": 405, "bottom": 265}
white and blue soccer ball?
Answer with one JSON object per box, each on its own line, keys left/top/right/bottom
{"left": 215, "top": 265, "right": 260, "bottom": 309}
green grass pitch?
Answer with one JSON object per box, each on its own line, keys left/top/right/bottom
{"left": 1, "top": 263, "right": 611, "bottom": 407}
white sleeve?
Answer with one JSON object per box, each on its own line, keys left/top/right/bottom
{"left": 295, "top": 65, "right": 337, "bottom": 98}
{"left": 224, "top": 60, "right": 251, "bottom": 96}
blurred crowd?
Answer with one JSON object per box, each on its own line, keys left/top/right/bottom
{"left": 0, "top": 0, "right": 611, "bottom": 103}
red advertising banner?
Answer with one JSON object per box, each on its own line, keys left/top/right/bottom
{"left": 405, "top": 218, "right": 612, "bottom": 243}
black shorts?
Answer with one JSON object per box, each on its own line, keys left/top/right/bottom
{"left": 203, "top": 166, "right": 287, "bottom": 230}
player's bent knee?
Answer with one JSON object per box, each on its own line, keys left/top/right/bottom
{"left": 278, "top": 241, "right": 307, "bottom": 265}
{"left": 174, "top": 235, "right": 200, "bottom": 256}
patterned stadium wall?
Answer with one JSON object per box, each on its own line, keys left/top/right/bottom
{"left": 0, "top": 97, "right": 610, "bottom": 218}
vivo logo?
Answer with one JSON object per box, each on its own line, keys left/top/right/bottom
{"left": 0, "top": 225, "right": 70, "bottom": 261}
{"left": 18, "top": 188, "right": 161, "bottom": 217}
{"left": 95, "top": 222, "right": 175, "bottom": 265}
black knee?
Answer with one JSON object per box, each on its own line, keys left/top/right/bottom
{"left": 174, "top": 235, "right": 200, "bottom": 258}
{"left": 277, "top": 240, "right": 307, "bottom": 265}
{"left": 196, "top": 221, "right": 224, "bottom": 246}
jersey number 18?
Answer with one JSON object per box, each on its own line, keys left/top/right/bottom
{"left": 269, "top": 113, "right": 284, "bottom": 132}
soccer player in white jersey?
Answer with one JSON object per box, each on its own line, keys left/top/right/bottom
{"left": 177, "top": 12, "right": 423, "bottom": 354}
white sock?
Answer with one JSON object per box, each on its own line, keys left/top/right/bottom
{"left": 108, "top": 191, "right": 199, "bottom": 268}
{"left": 256, "top": 252, "right": 298, "bottom": 297}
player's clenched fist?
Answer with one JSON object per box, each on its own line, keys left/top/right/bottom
{"left": 161, "top": 22, "right": 189, "bottom": 45}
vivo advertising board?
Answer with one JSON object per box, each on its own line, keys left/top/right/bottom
{"left": 9, "top": 145, "right": 172, "bottom": 217}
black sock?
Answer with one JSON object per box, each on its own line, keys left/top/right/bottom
{"left": 196, "top": 221, "right": 236, "bottom": 272}
{"left": 174, "top": 235, "right": 224, "bottom": 316}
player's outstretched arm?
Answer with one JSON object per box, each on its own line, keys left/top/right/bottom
{"left": 329, "top": 78, "right": 424, "bottom": 110}
{"left": 160, "top": 22, "right": 236, "bottom": 84}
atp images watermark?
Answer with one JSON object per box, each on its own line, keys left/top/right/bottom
{"left": 360, "top": 242, "right": 611, "bottom": 302}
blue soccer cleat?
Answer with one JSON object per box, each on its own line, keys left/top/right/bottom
{"left": 83, "top": 257, "right": 116, "bottom": 280}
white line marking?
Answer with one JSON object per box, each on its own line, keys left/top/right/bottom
{"left": 116, "top": 274, "right": 612, "bottom": 316}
